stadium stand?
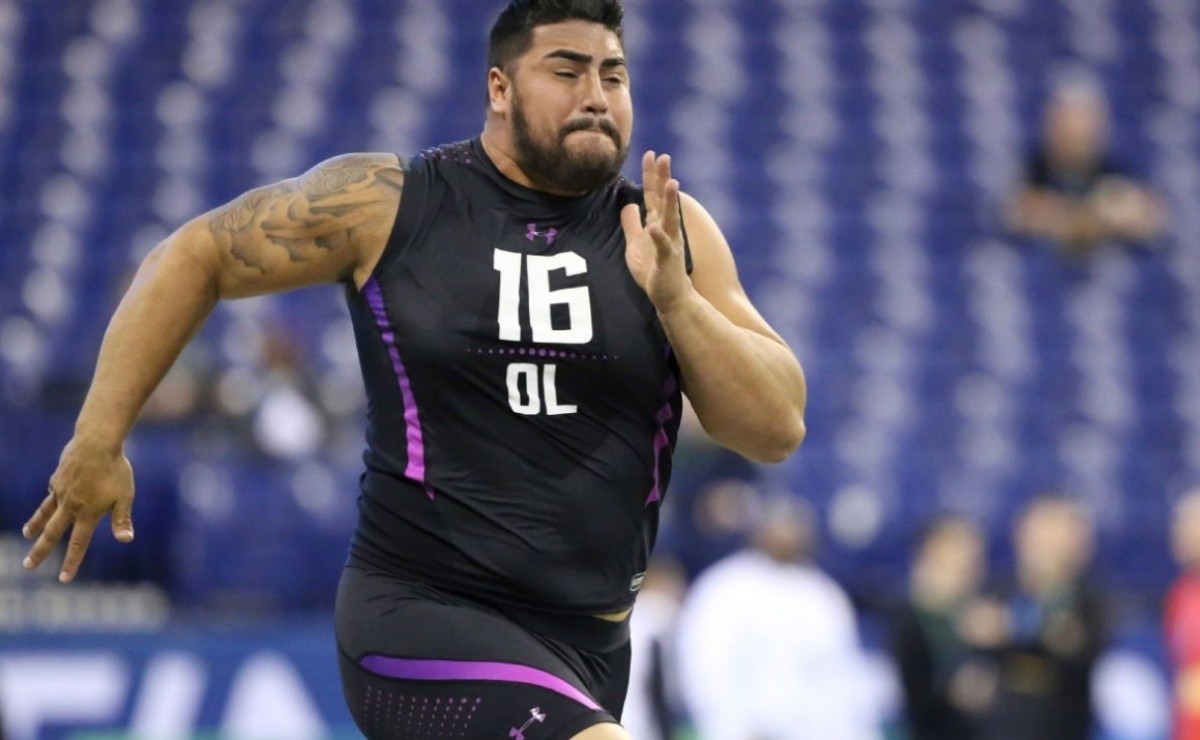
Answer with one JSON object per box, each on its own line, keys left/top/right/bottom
{"left": 0, "top": 0, "right": 1192, "bottom": 617}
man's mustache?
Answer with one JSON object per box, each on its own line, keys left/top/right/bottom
{"left": 561, "top": 118, "right": 622, "bottom": 147}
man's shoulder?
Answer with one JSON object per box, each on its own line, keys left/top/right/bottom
{"left": 409, "top": 139, "right": 477, "bottom": 168}
{"left": 298, "top": 152, "right": 405, "bottom": 183}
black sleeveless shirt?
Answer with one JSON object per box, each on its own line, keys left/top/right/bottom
{"left": 346, "top": 139, "right": 687, "bottom": 616}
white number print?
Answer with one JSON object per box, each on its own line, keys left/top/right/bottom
{"left": 492, "top": 249, "right": 593, "bottom": 344}
{"left": 506, "top": 363, "right": 577, "bottom": 416}
{"left": 492, "top": 249, "right": 524, "bottom": 342}
{"left": 493, "top": 249, "right": 591, "bottom": 416}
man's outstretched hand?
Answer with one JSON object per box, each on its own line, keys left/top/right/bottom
{"left": 22, "top": 437, "right": 135, "bottom": 583}
{"left": 621, "top": 151, "right": 694, "bottom": 315}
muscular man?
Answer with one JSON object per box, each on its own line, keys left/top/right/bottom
{"left": 20, "top": 1, "right": 806, "bottom": 737}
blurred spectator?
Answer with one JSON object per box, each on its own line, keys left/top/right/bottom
{"left": 207, "top": 324, "right": 329, "bottom": 462}
{"left": 1007, "top": 74, "right": 1164, "bottom": 255}
{"left": 1168, "top": 488, "right": 1200, "bottom": 740}
{"left": 970, "top": 494, "right": 1107, "bottom": 740}
{"left": 891, "top": 516, "right": 992, "bottom": 740}
{"left": 624, "top": 556, "right": 688, "bottom": 740}
{"left": 249, "top": 329, "right": 327, "bottom": 460}
{"left": 676, "top": 492, "right": 878, "bottom": 740}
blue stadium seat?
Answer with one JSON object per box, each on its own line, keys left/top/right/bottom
{"left": 0, "top": 0, "right": 1195, "bottom": 607}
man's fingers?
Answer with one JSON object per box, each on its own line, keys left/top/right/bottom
{"left": 22, "top": 492, "right": 58, "bottom": 541}
{"left": 642, "top": 150, "right": 660, "bottom": 216}
{"left": 662, "top": 178, "right": 682, "bottom": 238}
{"left": 111, "top": 495, "right": 135, "bottom": 543}
{"left": 620, "top": 202, "right": 644, "bottom": 239}
{"left": 648, "top": 224, "right": 676, "bottom": 262}
{"left": 59, "top": 517, "right": 98, "bottom": 583}
{"left": 23, "top": 507, "right": 72, "bottom": 570}
{"left": 655, "top": 154, "right": 672, "bottom": 197}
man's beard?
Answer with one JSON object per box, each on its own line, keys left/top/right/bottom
{"left": 511, "top": 91, "right": 628, "bottom": 194}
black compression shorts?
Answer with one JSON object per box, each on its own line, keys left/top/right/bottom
{"left": 335, "top": 565, "right": 630, "bottom": 739}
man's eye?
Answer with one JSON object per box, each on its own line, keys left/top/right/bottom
{"left": 606, "top": 77, "right": 624, "bottom": 84}
{"left": 555, "top": 71, "right": 577, "bottom": 79}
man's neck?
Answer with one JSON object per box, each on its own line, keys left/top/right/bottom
{"left": 480, "top": 128, "right": 536, "bottom": 189}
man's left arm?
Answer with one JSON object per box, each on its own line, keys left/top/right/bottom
{"left": 622, "top": 152, "right": 806, "bottom": 463}
{"left": 662, "top": 193, "right": 806, "bottom": 462}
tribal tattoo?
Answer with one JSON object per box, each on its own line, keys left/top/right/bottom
{"left": 207, "top": 153, "right": 404, "bottom": 279}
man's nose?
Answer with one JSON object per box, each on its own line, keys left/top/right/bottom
{"left": 580, "top": 72, "right": 609, "bottom": 115}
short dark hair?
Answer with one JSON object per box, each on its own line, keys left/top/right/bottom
{"left": 488, "top": 0, "right": 624, "bottom": 74}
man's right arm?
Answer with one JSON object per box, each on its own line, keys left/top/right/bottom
{"left": 22, "top": 152, "right": 403, "bottom": 582}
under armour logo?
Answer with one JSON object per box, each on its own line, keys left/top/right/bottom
{"left": 509, "top": 707, "right": 547, "bottom": 739}
{"left": 526, "top": 223, "right": 558, "bottom": 245}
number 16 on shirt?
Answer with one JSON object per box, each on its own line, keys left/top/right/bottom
{"left": 493, "top": 248, "right": 592, "bottom": 416}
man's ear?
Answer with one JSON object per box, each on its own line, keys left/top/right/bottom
{"left": 488, "top": 67, "right": 512, "bottom": 116}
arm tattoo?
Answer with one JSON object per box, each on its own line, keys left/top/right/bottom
{"left": 302, "top": 156, "right": 371, "bottom": 197}
{"left": 207, "top": 153, "right": 404, "bottom": 276}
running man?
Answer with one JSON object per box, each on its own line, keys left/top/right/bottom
{"left": 21, "top": 1, "right": 806, "bottom": 737}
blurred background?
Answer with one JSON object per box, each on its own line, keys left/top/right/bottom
{"left": 0, "top": 0, "right": 1195, "bottom": 738}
